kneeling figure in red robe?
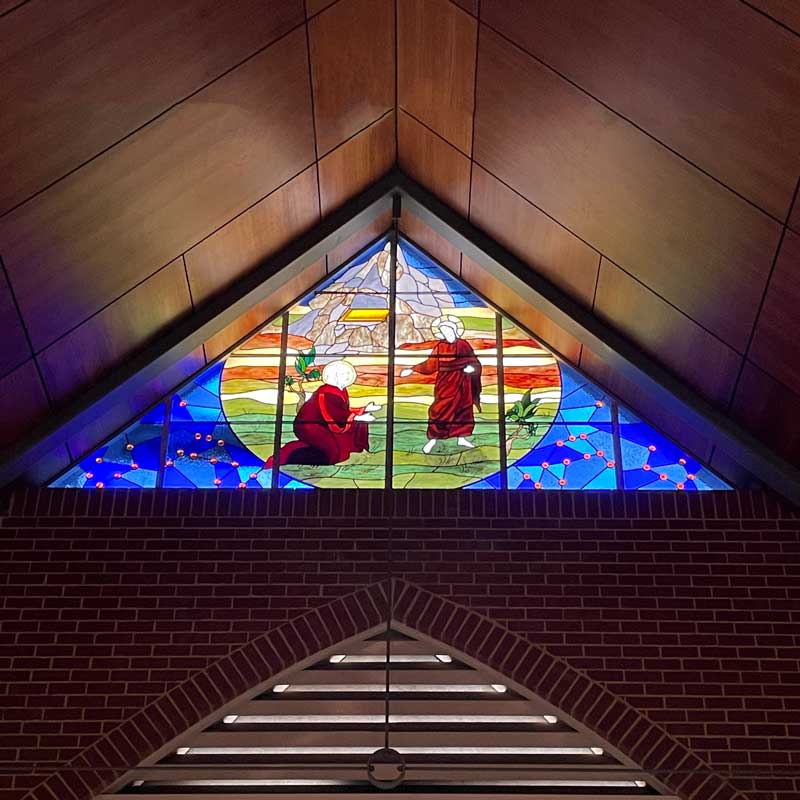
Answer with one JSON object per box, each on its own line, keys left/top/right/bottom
{"left": 269, "top": 360, "right": 380, "bottom": 466}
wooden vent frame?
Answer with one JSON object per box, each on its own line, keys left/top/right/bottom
{"left": 98, "top": 623, "right": 674, "bottom": 799}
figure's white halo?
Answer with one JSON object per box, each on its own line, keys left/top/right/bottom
{"left": 431, "top": 314, "right": 465, "bottom": 340}
{"left": 322, "top": 360, "right": 357, "bottom": 388}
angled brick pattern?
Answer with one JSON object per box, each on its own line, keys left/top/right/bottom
{"left": 391, "top": 578, "right": 743, "bottom": 800}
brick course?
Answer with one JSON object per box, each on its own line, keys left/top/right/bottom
{"left": 0, "top": 489, "right": 798, "bottom": 799}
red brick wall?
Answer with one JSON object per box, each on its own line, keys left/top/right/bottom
{"left": 1, "top": 489, "right": 798, "bottom": 800}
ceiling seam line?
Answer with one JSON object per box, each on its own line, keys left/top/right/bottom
{"left": 446, "top": 0, "right": 478, "bottom": 20}
{"left": 317, "top": 107, "right": 396, "bottom": 162}
{"left": 303, "top": 13, "right": 323, "bottom": 222}
{"left": 737, "top": 0, "right": 800, "bottom": 38}
{"left": 182, "top": 254, "right": 196, "bottom": 315}
{"left": 394, "top": 0, "right": 399, "bottom": 165}
{"left": 581, "top": 252, "right": 605, "bottom": 372}
{"left": 477, "top": 18, "right": 790, "bottom": 226}
{"left": 399, "top": 107, "right": 472, "bottom": 160}
{"left": 590, "top": 254, "right": 603, "bottom": 311}
{"left": 181, "top": 251, "right": 208, "bottom": 367}
{"left": 0, "top": 0, "right": 33, "bottom": 21}
{"left": 725, "top": 173, "right": 800, "bottom": 414}
{"left": 0, "top": 252, "right": 54, "bottom": 410}
{"left": 465, "top": 0, "right": 481, "bottom": 222}
{"left": 306, "top": 0, "right": 346, "bottom": 22}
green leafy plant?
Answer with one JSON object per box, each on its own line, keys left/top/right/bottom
{"left": 284, "top": 347, "right": 320, "bottom": 405}
{"left": 505, "top": 389, "right": 542, "bottom": 454}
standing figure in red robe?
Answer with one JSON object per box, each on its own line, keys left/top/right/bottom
{"left": 400, "top": 316, "right": 481, "bottom": 454}
{"left": 269, "top": 360, "right": 380, "bottom": 466}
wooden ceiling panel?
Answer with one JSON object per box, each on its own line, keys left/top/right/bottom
{"left": 0, "top": 361, "right": 50, "bottom": 448}
{"left": 185, "top": 166, "right": 320, "bottom": 308}
{"left": 204, "top": 259, "right": 326, "bottom": 361}
{"left": 453, "top": 0, "right": 478, "bottom": 13}
{"left": 0, "top": 269, "right": 32, "bottom": 377}
{"left": 318, "top": 112, "right": 395, "bottom": 216}
{"left": 731, "top": 360, "right": 800, "bottom": 465}
{"left": 481, "top": 0, "right": 800, "bottom": 221}
{"left": 579, "top": 348, "right": 713, "bottom": 463}
{"left": 305, "top": 0, "right": 337, "bottom": 16}
{"left": 0, "top": 0, "right": 304, "bottom": 216}
{"left": 398, "top": 0, "right": 477, "bottom": 154}
{"left": 400, "top": 211, "right": 462, "bottom": 274}
{"left": 748, "top": 229, "right": 800, "bottom": 396}
{"left": 399, "top": 111, "right": 470, "bottom": 217}
{"left": 469, "top": 165, "right": 599, "bottom": 308}
{"left": 0, "top": 28, "right": 315, "bottom": 353}
{"left": 37, "top": 258, "right": 192, "bottom": 405}
{"left": 461, "top": 254, "right": 583, "bottom": 364}
{"left": 474, "top": 26, "right": 781, "bottom": 352}
{"left": 594, "top": 259, "right": 741, "bottom": 407}
{"left": 746, "top": 0, "right": 800, "bottom": 34}
{"left": 309, "top": 0, "right": 394, "bottom": 156}
{"left": 327, "top": 210, "right": 392, "bottom": 272}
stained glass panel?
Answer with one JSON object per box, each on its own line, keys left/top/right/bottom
{"left": 51, "top": 405, "right": 164, "bottom": 489}
{"left": 49, "top": 233, "right": 732, "bottom": 492}
{"left": 618, "top": 407, "right": 730, "bottom": 491}
{"left": 506, "top": 364, "right": 616, "bottom": 490}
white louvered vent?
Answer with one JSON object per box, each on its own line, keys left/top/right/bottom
{"left": 98, "top": 626, "right": 674, "bottom": 799}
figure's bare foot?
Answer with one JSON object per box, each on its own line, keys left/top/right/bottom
{"left": 422, "top": 439, "right": 437, "bottom": 454}
{"left": 457, "top": 437, "right": 476, "bottom": 449}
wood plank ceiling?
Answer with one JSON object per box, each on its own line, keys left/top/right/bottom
{"left": 0, "top": 0, "right": 798, "bottom": 481}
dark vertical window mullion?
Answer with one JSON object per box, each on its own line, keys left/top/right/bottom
{"left": 495, "top": 314, "right": 508, "bottom": 489}
{"left": 155, "top": 399, "right": 171, "bottom": 489}
{"left": 271, "top": 312, "right": 290, "bottom": 490}
{"left": 610, "top": 400, "right": 624, "bottom": 489}
{"left": 384, "top": 202, "right": 401, "bottom": 489}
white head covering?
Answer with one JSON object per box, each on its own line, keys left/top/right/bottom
{"left": 322, "top": 360, "right": 357, "bottom": 389}
{"left": 431, "top": 314, "right": 465, "bottom": 340}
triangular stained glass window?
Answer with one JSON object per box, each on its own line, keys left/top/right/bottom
{"left": 50, "top": 234, "right": 731, "bottom": 491}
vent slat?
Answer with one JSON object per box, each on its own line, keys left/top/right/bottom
{"left": 236, "top": 700, "right": 545, "bottom": 716}
{"left": 123, "top": 768, "right": 654, "bottom": 782}
{"left": 191, "top": 731, "right": 593, "bottom": 749}
{"left": 281, "top": 669, "right": 486, "bottom": 686}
